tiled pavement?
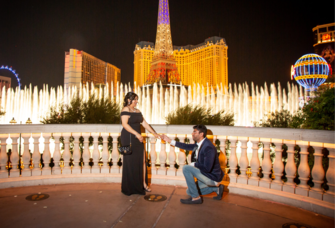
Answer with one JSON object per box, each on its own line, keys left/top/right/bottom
{"left": 0, "top": 183, "right": 334, "bottom": 228}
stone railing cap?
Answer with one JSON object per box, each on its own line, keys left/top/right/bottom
{"left": 0, "top": 124, "right": 333, "bottom": 144}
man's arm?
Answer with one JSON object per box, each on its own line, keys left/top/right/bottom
{"left": 175, "top": 141, "right": 198, "bottom": 151}
{"left": 161, "top": 134, "right": 197, "bottom": 151}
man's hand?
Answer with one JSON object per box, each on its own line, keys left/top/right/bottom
{"left": 160, "top": 134, "right": 172, "bottom": 143}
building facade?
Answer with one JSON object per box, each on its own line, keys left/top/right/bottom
{"left": 64, "top": 49, "right": 121, "bottom": 95}
{"left": 313, "top": 23, "right": 335, "bottom": 79}
{"left": 0, "top": 76, "right": 11, "bottom": 90}
{"left": 133, "top": 42, "right": 155, "bottom": 87}
{"left": 134, "top": 36, "right": 228, "bottom": 88}
{"left": 0, "top": 76, "right": 11, "bottom": 101}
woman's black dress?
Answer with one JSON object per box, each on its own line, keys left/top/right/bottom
{"left": 121, "top": 111, "right": 148, "bottom": 195}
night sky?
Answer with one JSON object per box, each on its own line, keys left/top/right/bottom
{"left": 0, "top": 0, "right": 334, "bottom": 89}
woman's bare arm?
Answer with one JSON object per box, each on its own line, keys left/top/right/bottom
{"left": 121, "top": 107, "right": 143, "bottom": 142}
{"left": 142, "top": 118, "right": 160, "bottom": 138}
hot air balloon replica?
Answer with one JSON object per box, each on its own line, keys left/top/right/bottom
{"left": 292, "top": 54, "right": 329, "bottom": 91}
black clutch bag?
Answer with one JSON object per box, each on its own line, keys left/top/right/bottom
{"left": 118, "top": 132, "right": 132, "bottom": 155}
{"left": 118, "top": 145, "right": 132, "bottom": 155}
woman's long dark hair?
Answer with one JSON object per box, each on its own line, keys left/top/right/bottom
{"left": 123, "top": 92, "right": 138, "bottom": 107}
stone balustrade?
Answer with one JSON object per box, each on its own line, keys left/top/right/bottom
{"left": 0, "top": 124, "right": 334, "bottom": 218}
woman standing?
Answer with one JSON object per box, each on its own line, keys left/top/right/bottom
{"left": 120, "top": 92, "right": 160, "bottom": 195}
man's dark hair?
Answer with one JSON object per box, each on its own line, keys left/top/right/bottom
{"left": 193, "top": 125, "right": 207, "bottom": 138}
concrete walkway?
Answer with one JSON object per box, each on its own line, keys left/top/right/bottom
{"left": 0, "top": 183, "right": 333, "bottom": 228}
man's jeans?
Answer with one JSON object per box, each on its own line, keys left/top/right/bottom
{"left": 183, "top": 165, "right": 218, "bottom": 198}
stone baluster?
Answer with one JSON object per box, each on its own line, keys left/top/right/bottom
{"left": 227, "top": 136, "right": 238, "bottom": 183}
{"left": 237, "top": 137, "right": 249, "bottom": 184}
{"left": 81, "top": 133, "right": 91, "bottom": 174}
{"left": 283, "top": 140, "right": 297, "bottom": 193}
{"left": 259, "top": 138, "right": 272, "bottom": 188}
{"left": 142, "top": 136, "right": 148, "bottom": 176}
{"left": 167, "top": 134, "right": 176, "bottom": 176}
{"left": 0, "top": 134, "right": 9, "bottom": 178}
{"left": 323, "top": 143, "right": 335, "bottom": 203}
{"left": 41, "top": 134, "right": 52, "bottom": 176}
{"left": 110, "top": 135, "right": 120, "bottom": 173}
{"left": 21, "top": 134, "right": 32, "bottom": 177}
{"left": 101, "top": 133, "right": 110, "bottom": 174}
{"left": 177, "top": 136, "right": 186, "bottom": 177}
{"left": 295, "top": 141, "right": 310, "bottom": 196}
{"left": 52, "top": 134, "right": 62, "bottom": 175}
{"left": 72, "top": 133, "right": 81, "bottom": 174}
{"left": 249, "top": 137, "right": 260, "bottom": 186}
{"left": 149, "top": 136, "right": 157, "bottom": 175}
{"left": 212, "top": 135, "right": 217, "bottom": 146}
{"left": 158, "top": 139, "right": 167, "bottom": 175}
{"left": 9, "top": 134, "right": 20, "bottom": 177}
{"left": 62, "top": 133, "right": 72, "bottom": 174}
{"left": 218, "top": 136, "right": 227, "bottom": 171}
{"left": 31, "top": 134, "right": 42, "bottom": 176}
{"left": 309, "top": 142, "right": 325, "bottom": 200}
{"left": 186, "top": 137, "right": 194, "bottom": 165}
{"left": 119, "top": 152, "right": 124, "bottom": 174}
{"left": 91, "top": 133, "right": 100, "bottom": 174}
{"left": 271, "top": 139, "right": 284, "bottom": 191}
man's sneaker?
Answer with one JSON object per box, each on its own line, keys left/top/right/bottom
{"left": 213, "top": 184, "right": 224, "bottom": 200}
{"left": 180, "top": 197, "right": 203, "bottom": 204}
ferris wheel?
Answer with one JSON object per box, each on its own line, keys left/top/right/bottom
{"left": 0, "top": 65, "right": 21, "bottom": 88}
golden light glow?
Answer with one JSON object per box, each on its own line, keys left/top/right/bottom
{"left": 26, "top": 118, "right": 32, "bottom": 124}
{"left": 294, "top": 75, "right": 328, "bottom": 80}
{"left": 9, "top": 117, "right": 17, "bottom": 124}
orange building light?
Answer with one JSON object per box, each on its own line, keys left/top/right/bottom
{"left": 322, "top": 34, "right": 331, "bottom": 41}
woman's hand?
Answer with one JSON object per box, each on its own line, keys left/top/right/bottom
{"left": 160, "top": 134, "right": 172, "bottom": 143}
{"left": 136, "top": 133, "right": 144, "bottom": 143}
{"left": 153, "top": 133, "right": 160, "bottom": 139}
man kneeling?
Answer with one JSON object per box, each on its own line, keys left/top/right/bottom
{"left": 161, "top": 125, "right": 224, "bottom": 204}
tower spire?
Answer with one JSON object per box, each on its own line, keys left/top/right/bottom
{"left": 154, "top": 0, "right": 173, "bottom": 60}
{"left": 146, "top": 0, "right": 180, "bottom": 85}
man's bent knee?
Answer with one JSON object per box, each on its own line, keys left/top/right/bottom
{"left": 182, "top": 165, "right": 194, "bottom": 173}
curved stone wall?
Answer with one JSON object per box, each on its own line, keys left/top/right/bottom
{"left": 0, "top": 124, "right": 334, "bottom": 218}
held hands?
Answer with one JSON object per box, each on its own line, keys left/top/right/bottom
{"left": 136, "top": 133, "right": 160, "bottom": 143}
{"left": 160, "top": 134, "right": 172, "bottom": 143}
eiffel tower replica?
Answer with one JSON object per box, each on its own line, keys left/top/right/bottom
{"left": 145, "top": 0, "right": 181, "bottom": 85}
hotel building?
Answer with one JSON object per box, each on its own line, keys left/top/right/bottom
{"left": 313, "top": 22, "right": 335, "bottom": 78}
{"left": 64, "top": 49, "right": 121, "bottom": 95}
{"left": 133, "top": 36, "right": 228, "bottom": 88}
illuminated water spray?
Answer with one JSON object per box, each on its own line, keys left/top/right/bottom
{"left": 0, "top": 81, "right": 303, "bottom": 126}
